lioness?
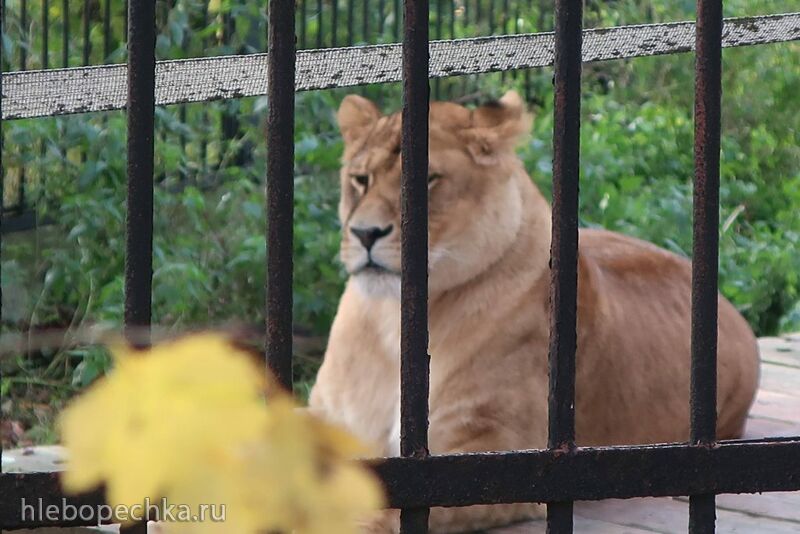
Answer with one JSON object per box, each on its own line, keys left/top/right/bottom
{"left": 308, "top": 90, "right": 760, "bottom": 533}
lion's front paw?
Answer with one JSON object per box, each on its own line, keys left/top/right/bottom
{"left": 359, "top": 509, "right": 401, "bottom": 534}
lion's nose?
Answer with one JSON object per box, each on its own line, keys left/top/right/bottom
{"left": 350, "top": 225, "right": 393, "bottom": 251}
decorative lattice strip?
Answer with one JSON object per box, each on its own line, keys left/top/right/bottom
{"left": 3, "top": 12, "right": 799, "bottom": 120}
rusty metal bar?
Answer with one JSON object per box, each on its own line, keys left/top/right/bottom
{"left": 548, "top": 0, "right": 582, "bottom": 532}
{"left": 266, "top": 0, "right": 295, "bottom": 391}
{"left": 1, "top": 0, "right": 4, "bottom": 327}
{"left": 689, "top": 0, "right": 723, "bottom": 532}
{"left": 124, "top": 0, "right": 156, "bottom": 346}
{"left": 400, "top": 0, "right": 431, "bottom": 530}
{"left": 4, "top": 438, "right": 800, "bottom": 529}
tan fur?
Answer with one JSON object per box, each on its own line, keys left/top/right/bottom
{"left": 308, "top": 91, "right": 760, "bottom": 533}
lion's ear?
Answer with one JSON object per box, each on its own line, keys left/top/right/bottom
{"left": 462, "top": 90, "right": 532, "bottom": 165}
{"left": 337, "top": 94, "right": 381, "bottom": 145}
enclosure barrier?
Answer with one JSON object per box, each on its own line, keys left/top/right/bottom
{"left": 3, "top": 12, "right": 800, "bottom": 120}
{"left": 2, "top": 1, "right": 800, "bottom": 534}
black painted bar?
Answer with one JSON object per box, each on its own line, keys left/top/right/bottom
{"left": 433, "top": 0, "right": 442, "bottom": 98}
{"left": 547, "top": 0, "right": 582, "bottom": 532}
{"left": 317, "top": 0, "right": 323, "bottom": 48}
{"left": 689, "top": 0, "right": 723, "bottom": 532}
{"left": 400, "top": 0, "right": 431, "bottom": 530}
{"left": 62, "top": 0, "right": 69, "bottom": 67}
{"left": 3, "top": 438, "right": 800, "bottom": 529}
{"left": 1, "top": 0, "right": 4, "bottom": 330}
{"left": 375, "top": 438, "right": 800, "bottom": 508}
{"left": 83, "top": 0, "right": 91, "bottom": 66}
{"left": 348, "top": 0, "right": 355, "bottom": 44}
{"left": 266, "top": 0, "right": 295, "bottom": 391}
{"left": 42, "top": 0, "right": 49, "bottom": 69}
{"left": 16, "top": 0, "right": 26, "bottom": 206}
{"left": 124, "top": 0, "right": 156, "bottom": 344}
{"left": 19, "top": 0, "right": 27, "bottom": 69}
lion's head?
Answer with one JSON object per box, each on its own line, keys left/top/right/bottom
{"left": 335, "top": 90, "right": 533, "bottom": 299}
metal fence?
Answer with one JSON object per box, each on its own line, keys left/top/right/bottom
{"left": 0, "top": 0, "right": 542, "bottom": 232}
{"left": 2, "top": 1, "right": 800, "bottom": 534}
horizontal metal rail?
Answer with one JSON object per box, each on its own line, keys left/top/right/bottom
{"left": 2, "top": 13, "right": 799, "bottom": 119}
{"left": 2, "top": 438, "right": 800, "bottom": 529}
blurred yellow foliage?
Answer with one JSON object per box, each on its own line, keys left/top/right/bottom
{"left": 58, "top": 333, "right": 384, "bottom": 534}
{"left": 207, "top": 0, "right": 222, "bottom": 15}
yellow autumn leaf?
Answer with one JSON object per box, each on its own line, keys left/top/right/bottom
{"left": 58, "top": 332, "right": 384, "bottom": 534}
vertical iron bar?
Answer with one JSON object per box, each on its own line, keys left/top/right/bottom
{"left": 317, "top": 0, "right": 323, "bottom": 48}
{"left": 512, "top": 0, "right": 519, "bottom": 82}
{"left": 42, "top": 0, "right": 48, "bottom": 69}
{"left": 547, "top": 0, "right": 582, "bottom": 533}
{"left": 1, "top": 0, "right": 4, "bottom": 333}
{"left": 461, "top": 0, "right": 468, "bottom": 94}
{"left": 0, "top": 0, "right": 7, "bottom": 480}
{"left": 348, "top": 0, "right": 354, "bottom": 44}
{"left": 524, "top": 0, "right": 531, "bottom": 100}
{"left": 400, "top": 0, "right": 430, "bottom": 531}
{"left": 83, "top": 0, "right": 91, "bottom": 65}
{"left": 177, "top": 3, "right": 187, "bottom": 173}
{"left": 689, "top": 0, "right": 722, "bottom": 532}
{"left": 36, "top": 0, "right": 49, "bottom": 212}
{"left": 433, "top": 0, "right": 441, "bottom": 99}
{"left": 20, "top": 0, "right": 27, "bottom": 69}
{"left": 18, "top": 0, "right": 26, "bottom": 210}
{"left": 60, "top": 0, "right": 68, "bottom": 168}
{"left": 62, "top": 0, "right": 68, "bottom": 67}
{"left": 124, "top": 0, "right": 156, "bottom": 345}
{"left": 200, "top": 1, "right": 209, "bottom": 175}
{"left": 80, "top": 0, "right": 91, "bottom": 165}
{"left": 266, "top": 0, "right": 295, "bottom": 391}
{"left": 500, "top": 0, "right": 507, "bottom": 81}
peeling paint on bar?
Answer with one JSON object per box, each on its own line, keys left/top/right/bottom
{"left": 2, "top": 13, "right": 799, "bottom": 119}
{"left": 3, "top": 438, "right": 800, "bottom": 529}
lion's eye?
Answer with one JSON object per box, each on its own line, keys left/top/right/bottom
{"left": 428, "top": 173, "right": 442, "bottom": 186}
{"left": 350, "top": 174, "right": 369, "bottom": 193}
